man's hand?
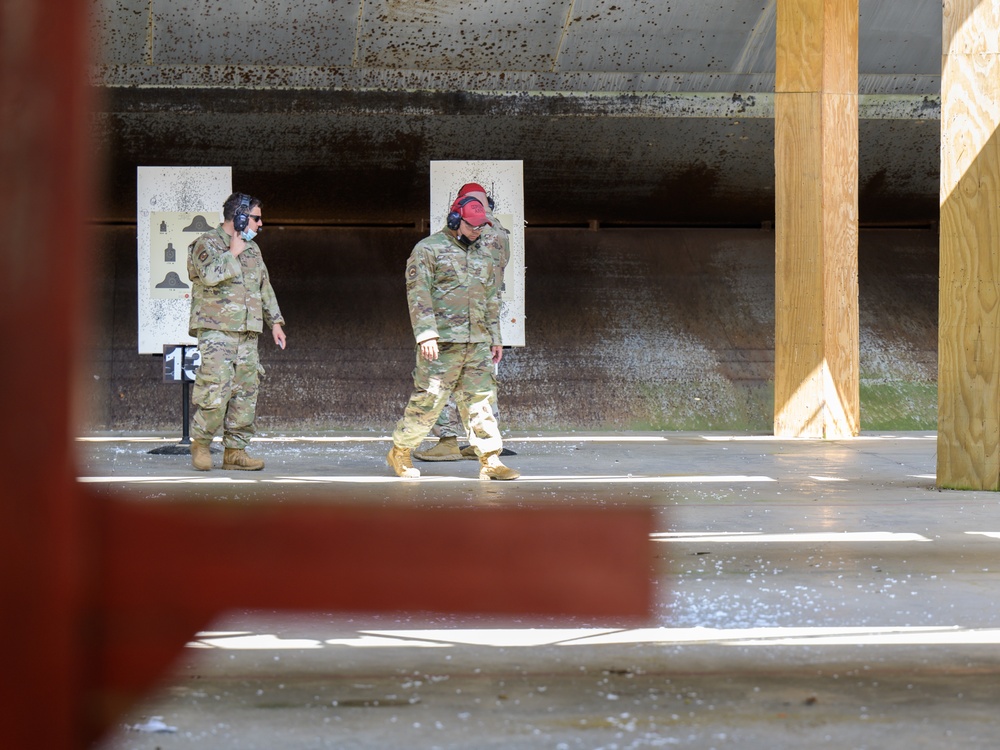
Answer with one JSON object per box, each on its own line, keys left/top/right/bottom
{"left": 229, "top": 232, "right": 248, "bottom": 258}
{"left": 491, "top": 345, "right": 503, "bottom": 364}
{"left": 273, "top": 323, "right": 286, "bottom": 350}
{"left": 420, "top": 339, "right": 439, "bottom": 361}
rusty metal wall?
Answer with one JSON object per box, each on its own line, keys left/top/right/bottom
{"left": 81, "top": 226, "right": 937, "bottom": 435}
{"left": 87, "top": 0, "right": 944, "bottom": 227}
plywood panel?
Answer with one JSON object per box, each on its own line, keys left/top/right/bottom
{"left": 944, "top": 0, "right": 1000, "bottom": 56}
{"left": 938, "top": 12, "right": 1000, "bottom": 488}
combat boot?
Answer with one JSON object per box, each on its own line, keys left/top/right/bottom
{"left": 413, "top": 436, "right": 462, "bottom": 462}
{"left": 387, "top": 444, "right": 420, "bottom": 478}
{"left": 191, "top": 439, "right": 212, "bottom": 471}
{"left": 222, "top": 447, "right": 265, "bottom": 471}
{"left": 479, "top": 450, "right": 520, "bottom": 481}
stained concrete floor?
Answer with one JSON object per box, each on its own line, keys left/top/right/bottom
{"left": 80, "top": 432, "right": 1000, "bottom": 749}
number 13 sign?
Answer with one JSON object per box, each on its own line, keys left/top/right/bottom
{"left": 162, "top": 344, "right": 200, "bottom": 383}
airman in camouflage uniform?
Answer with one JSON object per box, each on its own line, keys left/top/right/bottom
{"left": 187, "top": 192, "right": 286, "bottom": 472}
{"left": 415, "top": 184, "right": 510, "bottom": 462}
{"left": 387, "top": 194, "right": 518, "bottom": 480}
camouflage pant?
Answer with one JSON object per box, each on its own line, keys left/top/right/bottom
{"left": 432, "top": 395, "right": 500, "bottom": 438}
{"left": 191, "top": 329, "right": 260, "bottom": 449}
{"left": 392, "top": 341, "right": 503, "bottom": 454}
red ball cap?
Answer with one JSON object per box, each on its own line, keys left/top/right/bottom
{"left": 457, "top": 182, "right": 487, "bottom": 198}
{"left": 453, "top": 198, "right": 492, "bottom": 228}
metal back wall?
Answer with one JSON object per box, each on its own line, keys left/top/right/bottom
{"left": 82, "top": 226, "right": 938, "bottom": 434}
{"left": 90, "top": 0, "right": 942, "bottom": 225}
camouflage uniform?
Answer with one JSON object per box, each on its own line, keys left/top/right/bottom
{"left": 187, "top": 225, "right": 284, "bottom": 449}
{"left": 391, "top": 226, "right": 505, "bottom": 455}
{"left": 431, "top": 209, "right": 509, "bottom": 439}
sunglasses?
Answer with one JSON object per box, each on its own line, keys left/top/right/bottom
{"left": 247, "top": 214, "right": 263, "bottom": 223}
{"left": 461, "top": 218, "right": 487, "bottom": 231}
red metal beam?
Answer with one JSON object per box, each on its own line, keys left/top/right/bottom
{"left": 89, "top": 500, "right": 652, "bottom": 730}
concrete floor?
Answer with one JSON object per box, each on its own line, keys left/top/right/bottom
{"left": 80, "top": 432, "right": 1000, "bottom": 749}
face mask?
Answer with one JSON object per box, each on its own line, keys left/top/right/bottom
{"left": 240, "top": 227, "right": 258, "bottom": 242}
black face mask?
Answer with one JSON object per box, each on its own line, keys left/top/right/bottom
{"left": 457, "top": 233, "right": 473, "bottom": 247}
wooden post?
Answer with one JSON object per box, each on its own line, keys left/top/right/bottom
{"left": 774, "top": 0, "right": 859, "bottom": 438}
{"left": 938, "top": 1, "right": 1000, "bottom": 489}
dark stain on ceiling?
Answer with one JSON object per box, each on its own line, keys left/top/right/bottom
{"left": 88, "top": 0, "right": 943, "bottom": 225}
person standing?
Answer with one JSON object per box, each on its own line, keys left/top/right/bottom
{"left": 414, "top": 183, "right": 510, "bottom": 462}
{"left": 387, "top": 193, "right": 519, "bottom": 480}
{"left": 187, "top": 192, "right": 286, "bottom": 471}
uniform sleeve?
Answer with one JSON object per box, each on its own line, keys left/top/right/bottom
{"left": 485, "top": 271, "right": 502, "bottom": 346}
{"left": 259, "top": 258, "right": 285, "bottom": 328}
{"left": 405, "top": 242, "right": 438, "bottom": 342}
{"left": 187, "top": 235, "right": 241, "bottom": 286}
{"left": 478, "top": 232, "right": 505, "bottom": 345}
{"left": 496, "top": 228, "right": 510, "bottom": 270}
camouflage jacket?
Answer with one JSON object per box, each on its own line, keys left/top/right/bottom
{"left": 481, "top": 209, "right": 510, "bottom": 294}
{"left": 187, "top": 225, "right": 284, "bottom": 337}
{"left": 405, "top": 228, "right": 500, "bottom": 346}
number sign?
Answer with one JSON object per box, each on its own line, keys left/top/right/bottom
{"left": 162, "top": 345, "right": 200, "bottom": 383}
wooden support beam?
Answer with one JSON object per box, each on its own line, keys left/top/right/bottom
{"left": 938, "top": 1, "right": 1000, "bottom": 489}
{"left": 774, "top": 0, "right": 859, "bottom": 438}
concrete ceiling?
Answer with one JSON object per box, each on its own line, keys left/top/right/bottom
{"left": 89, "top": 0, "right": 943, "bottom": 225}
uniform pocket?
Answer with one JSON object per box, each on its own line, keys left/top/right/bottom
{"left": 193, "top": 369, "right": 228, "bottom": 410}
{"left": 434, "top": 254, "right": 466, "bottom": 293}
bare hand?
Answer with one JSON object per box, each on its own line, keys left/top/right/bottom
{"left": 420, "top": 339, "right": 439, "bottom": 361}
{"left": 491, "top": 345, "right": 503, "bottom": 364}
{"left": 230, "top": 233, "right": 248, "bottom": 258}
{"left": 273, "top": 323, "right": 286, "bottom": 350}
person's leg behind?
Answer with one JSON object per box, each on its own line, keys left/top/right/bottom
{"left": 414, "top": 398, "right": 465, "bottom": 461}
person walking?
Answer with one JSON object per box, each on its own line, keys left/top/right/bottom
{"left": 387, "top": 193, "right": 518, "bottom": 480}
{"left": 414, "top": 183, "right": 510, "bottom": 462}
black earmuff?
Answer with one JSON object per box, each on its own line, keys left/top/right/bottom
{"left": 447, "top": 196, "right": 483, "bottom": 230}
{"left": 233, "top": 194, "right": 251, "bottom": 233}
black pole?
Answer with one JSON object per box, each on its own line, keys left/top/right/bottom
{"left": 179, "top": 379, "right": 191, "bottom": 446}
{"left": 149, "top": 378, "right": 194, "bottom": 455}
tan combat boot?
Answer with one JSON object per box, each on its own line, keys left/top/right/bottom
{"left": 387, "top": 444, "right": 420, "bottom": 478}
{"left": 479, "top": 450, "right": 520, "bottom": 481}
{"left": 413, "top": 436, "right": 462, "bottom": 462}
{"left": 191, "top": 439, "right": 212, "bottom": 471}
{"left": 460, "top": 445, "right": 479, "bottom": 460}
{"left": 222, "top": 447, "right": 265, "bottom": 471}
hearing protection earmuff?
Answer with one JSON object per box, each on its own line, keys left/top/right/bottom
{"left": 447, "top": 196, "right": 484, "bottom": 230}
{"left": 233, "top": 194, "right": 251, "bottom": 233}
